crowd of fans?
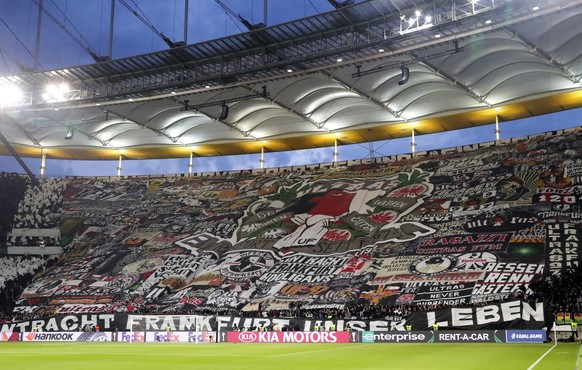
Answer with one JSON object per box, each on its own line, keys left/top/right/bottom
{"left": 0, "top": 256, "right": 47, "bottom": 320}
{"left": 6, "top": 178, "right": 65, "bottom": 247}
{"left": 529, "top": 268, "right": 582, "bottom": 314}
{"left": 0, "top": 172, "right": 29, "bottom": 246}
{"left": 0, "top": 170, "right": 580, "bottom": 328}
{"left": 12, "top": 178, "right": 65, "bottom": 229}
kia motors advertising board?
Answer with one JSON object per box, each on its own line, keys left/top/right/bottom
{"left": 226, "top": 331, "right": 351, "bottom": 343}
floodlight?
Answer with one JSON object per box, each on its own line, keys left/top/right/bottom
{"left": 44, "top": 83, "right": 69, "bottom": 102}
{"left": 0, "top": 84, "right": 22, "bottom": 107}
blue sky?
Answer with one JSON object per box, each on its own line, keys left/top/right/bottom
{"left": 0, "top": 1, "right": 581, "bottom": 177}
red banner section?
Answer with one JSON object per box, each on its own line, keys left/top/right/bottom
{"left": 226, "top": 331, "right": 351, "bottom": 343}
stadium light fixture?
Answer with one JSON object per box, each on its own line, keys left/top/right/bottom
{"left": 0, "top": 84, "right": 22, "bottom": 107}
{"left": 43, "top": 83, "right": 69, "bottom": 102}
{"left": 400, "top": 8, "right": 433, "bottom": 35}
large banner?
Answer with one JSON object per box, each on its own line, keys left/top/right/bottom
{"left": 406, "top": 300, "right": 553, "bottom": 331}
{"left": 8, "top": 128, "right": 582, "bottom": 318}
{"left": 0, "top": 314, "right": 214, "bottom": 333}
{"left": 1, "top": 301, "right": 550, "bottom": 333}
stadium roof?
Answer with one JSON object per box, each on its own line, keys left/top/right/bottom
{"left": 1, "top": 0, "right": 582, "bottom": 160}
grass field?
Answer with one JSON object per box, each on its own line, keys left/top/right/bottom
{"left": 0, "top": 342, "right": 579, "bottom": 370}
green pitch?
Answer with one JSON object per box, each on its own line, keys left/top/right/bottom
{"left": 0, "top": 342, "right": 579, "bottom": 370}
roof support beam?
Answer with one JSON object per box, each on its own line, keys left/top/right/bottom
{"left": 502, "top": 26, "right": 577, "bottom": 83}
{"left": 239, "top": 85, "right": 322, "bottom": 132}
{"left": 0, "top": 128, "right": 38, "bottom": 185}
{"left": 322, "top": 71, "right": 402, "bottom": 119}
{"left": 408, "top": 51, "right": 489, "bottom": 105}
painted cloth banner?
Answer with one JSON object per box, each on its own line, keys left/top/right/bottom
{"left": 1, "top": 301, "right": 550, "bottom": 333}
{"left": 406, "top": 300, "right": 553, "bottom": 331}
{"left": 8, "top": 129, "right": 582, "bottom": 316}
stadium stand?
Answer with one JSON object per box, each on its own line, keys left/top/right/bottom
{"left": 1, "top": 0, "right": 582, "bottom": 337}
{"left": 0, "top": 173, "right": 29, "bottom": 248}
{"left": 1, "top": 127, "right": 581, "bottom": 332}
{"left": 7, "top": 179, "right": 65, "bottom": 248}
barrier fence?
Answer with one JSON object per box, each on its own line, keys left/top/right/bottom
{"left": 1, "top": 329, "right": 547, "bottom": 343}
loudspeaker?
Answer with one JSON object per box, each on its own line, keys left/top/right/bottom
{"left": 219, "top": 104, "right": 229, "bottom": 120}
{"left": 398, "top": 67, "right": 410, "bottom": 86}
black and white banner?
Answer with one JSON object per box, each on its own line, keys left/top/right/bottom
{"left": 1, "top": 300, "right": 551, "bottom": 333}
{"left": 406, "top": 300, "right": 553, "bottom": 331}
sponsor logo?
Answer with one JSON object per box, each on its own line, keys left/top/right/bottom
{"left": 189, "top": 332, "right": 204, "bottom": 343}
{"left": 362, "top": 331, "right": 432, "bottom": 343}
{"left": 437, "top": 332, "right": 490, "bottom": 342}
{"left": 506, "top": 330, "right": 546, "bottom": 343}
{"left": 433, "top": 330, "right": 505, "bottom": 343}
{"left": 25, "top": 332, "right": 75, "bottom": 341}
{"left": 120, "top": 332, "right": 145, "bottom": 342}
{"left": 154, "top": 332, "right": 180, "bottom": 342}
{"left": 25, "top": 332, "right": 36, "bottom": 341}
{"left": 229, "top": 331, "right": 350, "bottom": 343}
{"left": 238, "top": 332, "right": 257, "bottom": 343}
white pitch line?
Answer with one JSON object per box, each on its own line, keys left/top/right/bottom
{"left": 575, "top": 344, "right": 582, "bottom": 370}
{"left": 526, "top": 343, "right": 557, "bottom": 370}
{"left": 271, "top": 344, "right": 366, "bottom": 357}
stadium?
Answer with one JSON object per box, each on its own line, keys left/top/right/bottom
{"left": 1, "top": 0, "right": 582, "bottom": 369}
